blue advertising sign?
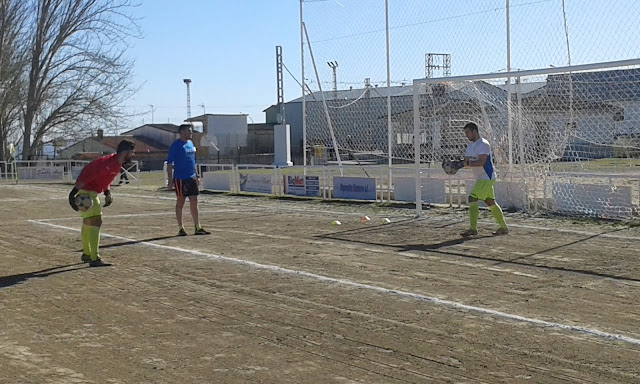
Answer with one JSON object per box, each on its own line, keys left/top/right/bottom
{"left": 333, "top": 177, "right": 376, "bottom": 200}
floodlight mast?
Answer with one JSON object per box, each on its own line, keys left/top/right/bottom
{"left": 327, "top": 61, "right": 338, "bottom": 97}
{"left": 183, "top": 78, "right": 192, "bottom": 119}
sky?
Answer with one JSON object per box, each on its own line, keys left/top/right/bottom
{"left": 122, "top": 0, "right": 640, "bottom": 132}
{"left": 124, "top": 1, "right": 302, "bottom": 130}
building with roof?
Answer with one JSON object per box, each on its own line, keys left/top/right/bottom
{"left": 526, "top": 68, "right": 640, "bottom": 159}
{"left": 280, "top": 84, "right": 417, "bottom": 164}
{"left": 58, "top": 129, "right": 169, "bottom": 170}
{"left": 186, "top": 114, "right": 275, "bottom": 164}
{"left": 281, "top": 67, "right": 640, "bottom": 164}
{"left": 120, "top": 124, "right": 181, "bottom": 147}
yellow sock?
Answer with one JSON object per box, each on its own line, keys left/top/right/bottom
{"left": 469, "top": 202, "right": 479, "bottom": 231}
{"left": 81, "top": 225, "right": 91, "bottom": 255}
{"left": 490, "top": 204, "right": 507, "bottom": 229}
{"left": 88, "top": 226, "right": 101, "bottom": 261}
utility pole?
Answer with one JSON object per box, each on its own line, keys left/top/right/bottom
{"left": 327, "top": 61, "right": 338, "bottom": 98}
{"left": 276, "top": 46, "right": 285, "bottom": 125}
{"left": 148, "top": 104, "right": 155, "bottom": 123}
{"left": 183, "top": 78, "right": 192, "bottom": 119}
{"left": 365, "top": 77, "right": 371, "bottom": 149}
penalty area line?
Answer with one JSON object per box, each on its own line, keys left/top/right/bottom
{"left": 27, "top": 219, "right": 640, "bottom": 347}
{"left": 33, "top": 208, "right": 252, "bottom": 222}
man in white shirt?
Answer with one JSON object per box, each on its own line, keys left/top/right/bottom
{"left": 460, "top": 122, "right": 508, "bottom": 237}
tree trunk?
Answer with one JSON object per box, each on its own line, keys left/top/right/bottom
{"left": 22, "top": 0, "right": 49, "bottom": 160}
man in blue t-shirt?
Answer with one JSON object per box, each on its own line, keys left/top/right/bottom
{"left": 167, "top": 123, "right": 211, "bottom": 236}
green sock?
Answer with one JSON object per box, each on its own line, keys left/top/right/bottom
{"left": 88, "top": 226, "right": 101, "bottom": 261}
{"left": 195, "top": 225, "right": 201, "bottom": 231}
{"left": 490, "top": 204, "right": 507, "bottom": 229}
{"left": 81, "top": 224, "right": 91, "bottom": 255}
{"left": 469, "top": 202, "right": 479, "bottom": 231}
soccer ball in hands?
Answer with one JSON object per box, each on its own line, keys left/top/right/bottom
{"left": 75, "top": 194, "right": 93, "bottom": 212}
{"left": 442, "top": 159, "right": 465, "bottom": 175}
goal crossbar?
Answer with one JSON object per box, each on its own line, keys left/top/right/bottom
{"left": 413, "top": 58, "right": 640, "bottom": 86}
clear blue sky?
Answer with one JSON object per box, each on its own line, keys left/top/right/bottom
{"left": 123, "top": 0, "right": 639, "bottom": 131}
{"left": 124, "top": 0, "right": 302, "bottom": 130}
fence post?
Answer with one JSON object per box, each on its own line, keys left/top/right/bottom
{"left": 378, "top": 165, "right": 383, "bottom": 202}
{"left": 387, "top": 165, "right": 392, "bottom": 203}
{"left": 233, "top": 164, "right": 239, "bottom": 194}
{"left": 457, "top": 172, "right": 462, "bottom": 208}
{"left": 274, "top": 166, "right": 280, "bottom": 196}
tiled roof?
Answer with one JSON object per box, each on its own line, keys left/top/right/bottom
{"left": 99, "top": 136, "right": 169, "bottom": 153}
{"left": 121, "top": 124, "right": 180, "bottom": 134}
{"left": 145, "top": 124, "right": 180, "bottom": 133}
{"left": 72, "top": 152, "right": 104, "bottom": 160}
{"left": 288, "top": 84, "right": 416, "bottom": 103}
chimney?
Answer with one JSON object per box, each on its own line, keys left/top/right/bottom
{"left": 97, "top": 129, "right": 104, "bottom": 140}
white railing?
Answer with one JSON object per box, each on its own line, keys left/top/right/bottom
{"left": 0, "top": 159, "right": 140, "bottom": 187}
{"left": 2, "top": 159, "right": 636, "bottom": 220}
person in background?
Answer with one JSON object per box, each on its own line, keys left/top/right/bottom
{"left": 167, "top": 123, "right": 211, "bottom": 236}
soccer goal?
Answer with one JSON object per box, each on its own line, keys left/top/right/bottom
{"left": 412, "top": 58, "right": 640, "bottom": 219}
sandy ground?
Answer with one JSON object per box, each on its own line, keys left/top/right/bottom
{"left": 1, "top": 183, "right": 639, "bottom": 383}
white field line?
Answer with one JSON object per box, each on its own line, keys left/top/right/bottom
{"left": 36, "top": 209, "right": 252, "bottom": 222}
{"left": 419, "top": 216, "right": 640, "bottom": 242}
{"left": 118, "top": 194, "right": 640, "bottom": 242}
{"left": 6, "top": 187, "right": 638, "bottom": 240}
{"left": 168, "top": 227, "right": 545, "bottom": 279}
{"left": 33, "top": 211, "right": 541, "bottom": 279}
{"left": 0, "top": 197, "right": 67, "bottom": 202}
{"left": 504, "top": 222, "right": 640, "bottom": 240}
{"left": 28, "top": 219, "right": 640, "bottom": 346}
{"left": 116, "top": 192, "right": 408, "bottom": 218}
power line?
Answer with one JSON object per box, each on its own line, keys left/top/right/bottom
{"left": 308, "top": 0, "right": 552, "bottom": 44}
{"left": 283, "top": 61, "right": 315, "bottom": 97}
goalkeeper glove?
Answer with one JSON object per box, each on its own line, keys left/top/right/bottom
{"left": 103, "top": 190, "right": 113, "bottom": 207}
{"left": 68, "top": 188, "right": 79, "bottom": 211}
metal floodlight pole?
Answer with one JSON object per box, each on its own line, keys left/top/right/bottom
{"left": 506, "top": 0, "right": 513, "bottom": 170}
{"left": 183, "top": 78, "right": 192, "bottom": 119}
{"left": 327, "top": 61, "right": 338, "bottom": 96}
{"left": 300, "top": 0, "right": 307, "bottom": 169}
{"left": 276, "top": 46, "right": 286, "bottom": 125}
{"left": 385, "top": 0, "right": 392, "bottom": 202}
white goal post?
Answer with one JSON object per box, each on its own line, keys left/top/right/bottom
{"left": 413, "top": 58, "right": 640, "bottom": 218}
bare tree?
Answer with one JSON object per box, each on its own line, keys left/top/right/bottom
{"left": 22, "top": 0, "right": 141, "bottom": 160}
{"left": 0, "top": 0, "right": 30, "bottom": 162}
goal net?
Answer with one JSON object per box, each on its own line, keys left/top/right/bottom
{"left": 413, "top": 60, "right": 640, "bottom": 219}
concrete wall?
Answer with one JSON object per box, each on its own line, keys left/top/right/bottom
{"left": 281, "top": 102, "right": 303, "bottom": 160}
{"left": 205, "top": 114, "right": 248, "bottom": 146}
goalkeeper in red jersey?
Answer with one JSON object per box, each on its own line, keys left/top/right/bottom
{"left": 68, "top": 139, "right": 136, "bottom": 267}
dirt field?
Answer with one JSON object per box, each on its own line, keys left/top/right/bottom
{"left": 1, "top": 183, "right": 640, "bottom": 383}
